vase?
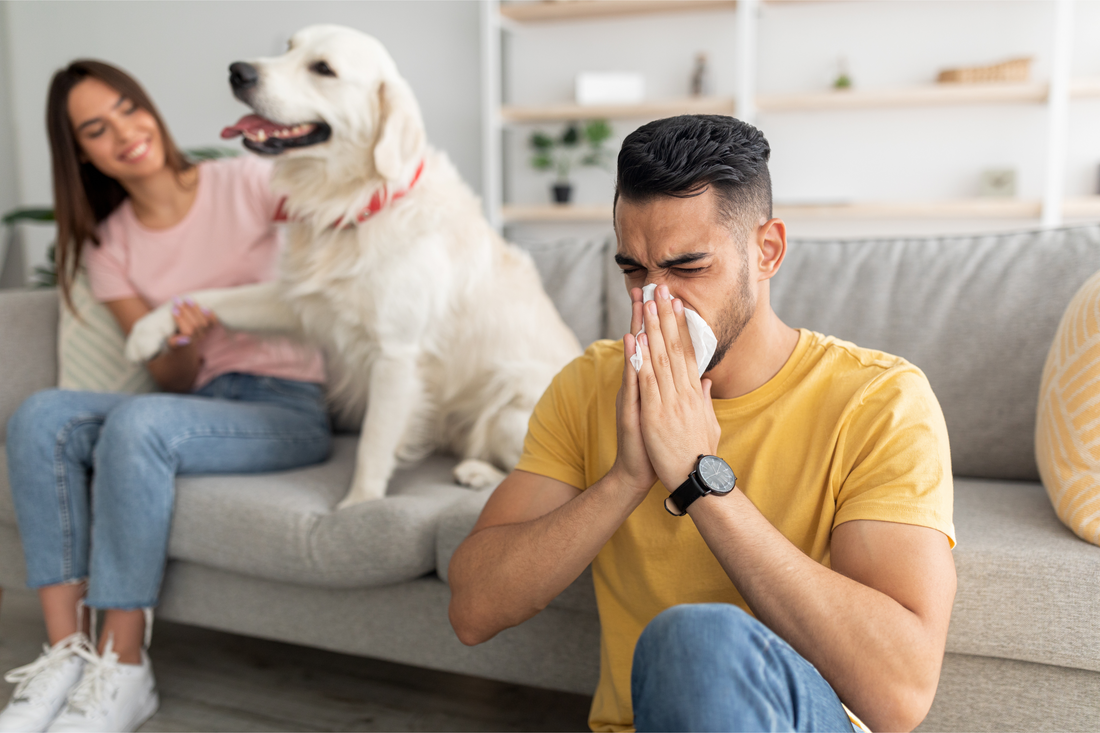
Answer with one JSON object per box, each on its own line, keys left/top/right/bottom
{"left": 552, "top": 183, "right": 573, "bottom": 205}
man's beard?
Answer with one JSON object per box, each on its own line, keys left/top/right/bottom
{"left": 705, "top": 253, "right": 756, "bottom": 373}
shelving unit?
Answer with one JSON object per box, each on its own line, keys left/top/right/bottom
{"left": 502, "top": 197, "right": 1100, "bottom": 225}
{"left": 483, "top": 0, "right": 1090, "bottom": 229}
{"left": 502, "top": 96, "right": 736, "bottom": 123}
{"left": 499, "top": 0, "right": 738, "bottom": 23}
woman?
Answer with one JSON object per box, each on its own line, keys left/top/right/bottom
{"left": 0, "top": 60, "right": 330, "bottom": 733}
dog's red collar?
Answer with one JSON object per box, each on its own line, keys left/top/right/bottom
{"left": 273, "top": 159, "right": 425, "bottom": 228}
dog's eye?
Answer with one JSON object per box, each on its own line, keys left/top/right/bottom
{"left": 309, "top": 60, "right": 337, "bottom": 78}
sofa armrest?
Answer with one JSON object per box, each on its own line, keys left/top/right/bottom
{"left": 0, "top": 289, "right": 59, "bottom": 443}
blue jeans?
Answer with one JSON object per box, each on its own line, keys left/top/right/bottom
{"left": 632, "top": 604, "right": 855, "bottom": 732}
{"left": 6, "top": 373, "right": 331, "bottom": 609}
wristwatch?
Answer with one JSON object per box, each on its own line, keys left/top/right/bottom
{"left": 665, "top": 455, "right": 737, "bottom": 516}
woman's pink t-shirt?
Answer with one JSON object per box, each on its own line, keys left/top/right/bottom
{"left": 83, "top": 156, "right": 325, "bottom": 389}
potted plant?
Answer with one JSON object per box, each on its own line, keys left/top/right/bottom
{"left": 529, "top": 120, "right": 613, "bottom": 205}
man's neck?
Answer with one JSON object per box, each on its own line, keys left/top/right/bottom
{"left": 706, "top": 306, "right": 801, "bottom": 400}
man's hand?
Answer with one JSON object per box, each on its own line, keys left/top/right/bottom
{"left": 613, "top": 289, "right": 659, "bottom": 496}
{"left": 633, "top": 284, "right": 721, "bottom": 492}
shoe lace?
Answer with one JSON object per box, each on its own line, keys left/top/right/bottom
{"left": 62, "top": 637, "right": 121, "bottom": 717}
{"left": 4, "top": 633, "right": 90, "bottom": 702}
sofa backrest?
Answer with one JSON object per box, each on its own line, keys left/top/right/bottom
{"left": 0, "top": 288, "right": 59, "bottom": 443}
{"left": 771, "top": 225, "right": 1100, "bottom": 481}
{"left": 516, "top": 236, "right": 612, "bottom": 348}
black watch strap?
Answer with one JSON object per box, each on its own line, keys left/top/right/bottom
{"left": 666, "top": 472, "right": 707, "bottom": 517}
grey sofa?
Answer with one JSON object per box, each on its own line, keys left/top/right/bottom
{"left": 2, "top": 226, "right": 1100, "bottom": 732}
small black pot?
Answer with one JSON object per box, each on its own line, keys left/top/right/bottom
{"left": 552, "top": 183, "right": 573, "bottom": 204}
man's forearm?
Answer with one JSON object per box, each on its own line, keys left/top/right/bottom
{"left": 448, "top": 470, "right": 645, "bottom": 646}
{"left": 689, "top": 490, "right": 953, "bottom": 732}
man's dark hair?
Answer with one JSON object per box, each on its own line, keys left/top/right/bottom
{"left": 614, "top": 115, "right": 772, "bottom": 240}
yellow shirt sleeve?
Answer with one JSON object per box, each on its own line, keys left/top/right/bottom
{"left": 515, "top": 348, "right": 596, "bottom": 491}
{"left": 834, "top": 364, "right": 957, "bottom": 547}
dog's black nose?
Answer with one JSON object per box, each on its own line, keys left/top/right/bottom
{"left": 229, "top": 62, "right": 259, "bottom": 91}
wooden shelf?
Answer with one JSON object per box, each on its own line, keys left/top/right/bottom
{"left": 503, "top": 204, "right": 613, "bottom": 223}
{"left": 502, "top": 96, "right": 735, "bottom": 123}
{"left": 1063, "top": 196, "right": 1100, "bottom": 217}
{"left": 759, "top": 82, "right": 1049, "bottom": 112}
{"left": 775, "top": 199, "right": 1044, "bottom": 219}
{"left": 1071, "top": 78, "right": 1100, "bottom": 99}
{"left": 503, "top": 198, "right": 1100, "bottom": 223}
{"left": 500, "top": 1, "right": 737, "bottom": 23}
{"left": 500, "top": 80, "right": 1100, "bottom": 125}
{"left": 757, "top": 78, "right": 1100, "bottom": 113}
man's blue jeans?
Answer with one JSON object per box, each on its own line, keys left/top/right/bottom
{"left": 632, "top": 604, "right": 855, "bottom": 732}
{"left": 6, "top": 373, "right": 332, "bottom": 610}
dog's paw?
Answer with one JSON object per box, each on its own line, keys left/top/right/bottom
{"left": 335, "top": 479, "right": 387, "bottom": 509}
{"left": 453, "top": 459, "right": 506, "bottom": 490}
{"left": 125, "top": 305, "right": 177, "bottom": 363}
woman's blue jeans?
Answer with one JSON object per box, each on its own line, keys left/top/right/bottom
{"left": 6, "top": 373, "right": 332, "bottom": 610}
{"left": 632, "top": 604, "right": 856, "bottom": 732}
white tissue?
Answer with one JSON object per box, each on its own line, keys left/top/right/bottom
{"left": 629, "top": 283, "right": 718, "bottom": 378}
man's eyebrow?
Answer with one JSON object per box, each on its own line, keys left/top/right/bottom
{"left": 75, "top": 95, "right": 128, "bottom": 132}
{"left": 659, "top": 252, "right": 710, "bottom": 268}
{"left": 614, "top": 252, "right": 712, "bottom": 269}
{"left": 614, "top": 253, "right": 643, "bottom": 268}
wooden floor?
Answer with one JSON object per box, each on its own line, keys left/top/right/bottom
{"left": 0, "top": 587, "right": 592, "bottom": 732}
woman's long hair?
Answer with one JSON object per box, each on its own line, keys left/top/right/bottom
{"left": 46, "top": 59, "right": 193, "bottom": 309}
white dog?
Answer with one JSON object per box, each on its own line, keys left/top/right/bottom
{"left": 126, "top": 25, "right": 581, "bottom": 507}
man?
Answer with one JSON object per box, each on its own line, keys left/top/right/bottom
{"left": 448, "top": 115, "right": 956, "bottom": 733}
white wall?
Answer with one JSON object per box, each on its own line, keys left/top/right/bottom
{"left": 0, "top": 2, "right": 17, "bottom": 215}
{"left": 2, "top": 0, "right": 482, "bottom": 277}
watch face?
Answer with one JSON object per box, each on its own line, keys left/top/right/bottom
{"left": 697, "top": 455, "right": 736, "bottom": 494}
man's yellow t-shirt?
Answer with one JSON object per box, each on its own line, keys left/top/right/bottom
{"left": 515, "top": 329, "right": 956, "bottom": 732}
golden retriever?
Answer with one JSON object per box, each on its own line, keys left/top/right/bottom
{"left": 126, "top": 25, "right": 581, "bottom": 507}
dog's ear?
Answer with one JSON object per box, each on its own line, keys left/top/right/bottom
{"left": 374, "top": 80, "right": 425, "bottom": 182}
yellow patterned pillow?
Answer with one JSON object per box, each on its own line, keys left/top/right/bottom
{"left": 58, "top": 270, "right": 157, "bottom": 394}
{"left": 1037, "top": 269, "right": 1100, "bottom": 546}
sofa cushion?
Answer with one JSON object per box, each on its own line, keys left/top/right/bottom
{"left": 1036, "top": 269, "right": 1100, "bottom": 546}
{"left": 0, "top": 447, "right": 12, "bottom": 528}
{"left": 0, "top": 438, "right": 473, "bottom": 587}
{"left": 772, "top": 225, "right": 1100, "bottom": 481}
{"left": 949, "top": 476, "right": 1100, "bottom": 673}
{"left": 59, "top": 272, "right": 156, "bottom": 394}
{"left": 165, "top": 436, "right": 472, "bottom": 587}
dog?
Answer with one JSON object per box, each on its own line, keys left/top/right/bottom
{"left": 126, "top": 25, "right": 581, "bottom": 508}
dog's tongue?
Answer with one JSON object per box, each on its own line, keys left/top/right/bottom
{"left": 221, "top": 114, "right": 278, "bottom": 140}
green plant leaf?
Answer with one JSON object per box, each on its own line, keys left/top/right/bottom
{"left": 529, "top": 131, "right": 554, "bottom": 151}
{"left": 2, "top": 207, "right": 55, "bottom": 225}
{"left": 531, "top": 153, "right": 553, "bottom": 170}
{"left": 184, "top": 146, "right": 241, "bottom": 162}
{"left": 561, "top": 124, "right": 580, "bottom": 147}
{"left": 584, "top": 119, "right": 612, "bottom": 145}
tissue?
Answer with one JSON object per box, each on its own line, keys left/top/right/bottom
{"left": 629, "top": 283, "right": 718, "bottom": 378}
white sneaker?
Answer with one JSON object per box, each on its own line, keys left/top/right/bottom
{"left": 46, "top": 638, "right": 158, "bottom": 733}
{"left": 0, "top": 633, "right": 90, "bottom": 733}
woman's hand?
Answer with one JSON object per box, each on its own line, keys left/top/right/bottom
{"left": 167, "top": 297, "right": 218, "bottom": 349}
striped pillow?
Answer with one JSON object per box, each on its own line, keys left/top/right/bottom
{"left": 1037, "top": 269, "right": 1100, "bottom": 546}
{"left": 58, "top": 270, "right": 157, "bottom": 394}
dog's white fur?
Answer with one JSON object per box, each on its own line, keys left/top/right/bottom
{"left": 126, "top": 25, "right": 581, "bottom": 507}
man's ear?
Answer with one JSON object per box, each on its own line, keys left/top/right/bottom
{"left": 373, "top": 80, "right": 426, "bottom": 182}
{"left": 756, "top": 218, "right": 787, "bottom": 282}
